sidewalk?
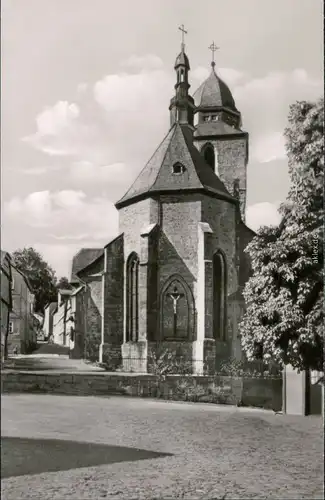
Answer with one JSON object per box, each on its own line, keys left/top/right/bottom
{"left": 2, "top": 353, "right": 105, "bottom": 372}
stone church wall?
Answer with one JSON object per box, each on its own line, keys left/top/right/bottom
{"left": 195, "top": 137, "right": 248, "bottom": 219}
{"left": 238, "top": 221, "right": 255, "bottom": 286}
{"left": 201, "top": 195, "right": 238, "bottom": 367}
{"left": 79, "top": 257, "right": 104, "bottom": 362}
{"left": 119, "top": 198, "right": 159, "bottom": 260}
{"left": 195, "top": 137, "right": 247, "bottom": 194}
{"left": 152, "top": 197, "right": 200, "bottom": 364}
{"left": 160, "top": 196, "right": 201, "bottom": 281}
{"left": 101, "top": 235, "right": 124, "bottom": 368}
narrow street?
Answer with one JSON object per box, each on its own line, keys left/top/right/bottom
{"left": 3, "top": 343, "right": 105, "bottom": 372}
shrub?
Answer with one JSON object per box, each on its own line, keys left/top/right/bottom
{"left": 219, "top": 357, "right": 282, "bottom": 378}
{"left": 148, "top": 346, "right": 192, "bottom": 380}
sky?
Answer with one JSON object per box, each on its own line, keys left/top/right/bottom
{"left": 1, "top": 0, "right": 323, "bottom": 278}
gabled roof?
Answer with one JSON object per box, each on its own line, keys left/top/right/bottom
{"left": 116, "top": 123, "right": 235, "bottom": 209}
{"left": 193, "top": 67, "right": 239, "bottom": 112}
{"left": 1, "top": 250, "right": 11, "bottom": 265}
{"left": 75, "top": 234, "right": 123, "bottom": 277}
{"left": 1, "top": 250, "right": 11, "bottom": 278}
{"left": 70, "top": 248, "right": 104, "bottom": 282}
{"left": 71, "top": 285, "right": 84, "bottom": 296}
{"left": 11, "top": 264, "right": 33, "bottom": 292}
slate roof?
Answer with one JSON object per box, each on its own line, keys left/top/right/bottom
{"left": 194, "top": 121, "right": 245, "bottom": 138}
{"left": 70, "top": 248, "right": 104, "bottom": 282}
{"left": 1, "top": 250, "right": 11, "bottom": 276}
{"left": 116, "top": 123, "right": 235, "bottom": 208}
{"left": 74, "top": 234, "right": 124, "bottom": 278}
{"left": 1, "top": 250, "right": 9, "bottom": 265}
{"left": 193, "top": 67, "right": 239, "bottom": 112}
{"left": 175, "top": 49, "right": 190, "bottom": 69}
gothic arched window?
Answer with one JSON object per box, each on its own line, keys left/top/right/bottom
{"left": 213, "top": 251, "right": 227, "bottom": 341}
{"left": 202, "top": 143, "right": 215, "bottom": 171}
{"left": 126, "top": 252, "right": 139, "bottom": 342}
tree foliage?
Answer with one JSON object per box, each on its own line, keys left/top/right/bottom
{"left": 56, "top": 276, "right": 72, "bottom": 291}
{"left": 12, "top": 247, "right": 57, "bottom": 313}
{"left": 240, "top": 98, "right": 324, "bottom": 372}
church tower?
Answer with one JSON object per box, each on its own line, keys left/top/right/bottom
{"left": 193, "top": 44, "right": 249, "bottom": 221}
{"left": 169, "top": 35, "right": 195, "bottom": 129}
{"left": 113, "top": 31, "right": 251, "bottom": 375}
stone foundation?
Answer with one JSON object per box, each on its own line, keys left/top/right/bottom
{"left": 120, "top": 339, "right": 233, "bottom": 375}
{"left": 122, "top": 341, "right": 148, "bottom": 372}
{"left": 99, "top": 343, "right": 122, "bottom": 370}
{"left": 1, "top": 370, "right": 284, "bottom": 412}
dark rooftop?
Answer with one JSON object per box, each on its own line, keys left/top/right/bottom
{"left": 116, "top": 123, "right": 235, "bottom": 209}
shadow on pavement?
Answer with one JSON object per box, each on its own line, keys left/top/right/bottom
{"left": 1, "top": 436, "right": 173, "bottom": 478}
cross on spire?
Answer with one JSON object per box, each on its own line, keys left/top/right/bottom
{"left": 178, "top": 24, "right": 188, "bottom": 51}
{"left": 209, "top": 41, "right": 219, "bottom": 67}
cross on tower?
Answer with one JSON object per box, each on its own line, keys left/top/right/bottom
{"left": 209, "top": 41, "right": 219, "bottom": 67}
{"left": 178, "top": 24, "right": 188, "bottom": 50}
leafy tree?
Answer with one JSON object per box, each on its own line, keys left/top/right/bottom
{"left": 240, "top": 98, "right": 324, "bottom": 372}
{"left": 12, "top": 247, "right": 57, "bottom": 313}
{"left": 56, "top": 276, "right": 72, "bottom": 290}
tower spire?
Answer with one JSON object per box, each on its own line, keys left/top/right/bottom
{"left": 178, "top": 24, "right": 188, "bottom": 52}
{"left": 169, "top": 27, "right": 195, "bottom": 129}
{"left": 208, "top": 41, "right": 219, "bottom": 69}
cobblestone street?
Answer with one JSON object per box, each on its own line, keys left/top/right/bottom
{"left": 1, "top": 394, "right": 323, "bottom": 499}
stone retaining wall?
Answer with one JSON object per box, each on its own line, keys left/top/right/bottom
{"left": 1, "top": 371, "right": 282, "bottom": 411}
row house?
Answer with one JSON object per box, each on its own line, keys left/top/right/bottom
{"left": 1, "top": 251, "right": 12, "bottom": 360}
{"left": 8, "top": 265, "right": 37, "bottom": 354}
{"left": 46, "top": 286, "right": 86, "bottom": 358}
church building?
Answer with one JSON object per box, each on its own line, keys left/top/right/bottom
{"left": 70, "top": 39, "right": 255, "bottom": 374}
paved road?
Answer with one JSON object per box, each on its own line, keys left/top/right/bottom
{"left": 1, "top": 394, "right": 323, "bottom": 499}
{"left": 3, "top": 342, "right": 105, "bottom": 372}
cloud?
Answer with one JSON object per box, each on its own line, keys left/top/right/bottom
{"left": 252, "top": 132, "right": 286, "bottom": 163}
{"left": 191, "top": 66, "right": 246, "bottom": 87}
{"left": 23, "top": 63, "right": 322, "bottom": 170}
{"left": 120, "top": 54, "right": 164, "bottom": 71}
{"left": 18, "top": 165, "right": 64, "bottom": 176}
{"left": 48, "top": 233, "right": 91, "bottom": 241}
{"left": 5, "top": 191, "right": 53, "bottom": 226}
{"left": 234, "top": 69, "right": 323, "bottom": 163}
{"left": 33, "top": 242, "right": 104, "bottom": 279}
{"left": 69, "top": 161, "right": 129, "bottom": 186}
{"left": 22, "top": 100, "right": 104, "bottom": 159}
{"left": 4, "top": 190, "right": 119, "bottom": 237}
{"left": 246, "top": 202, "right": 282, "bottom": 231}
{"left": 22, "top": 61, "right": 174, "bottom": 167}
